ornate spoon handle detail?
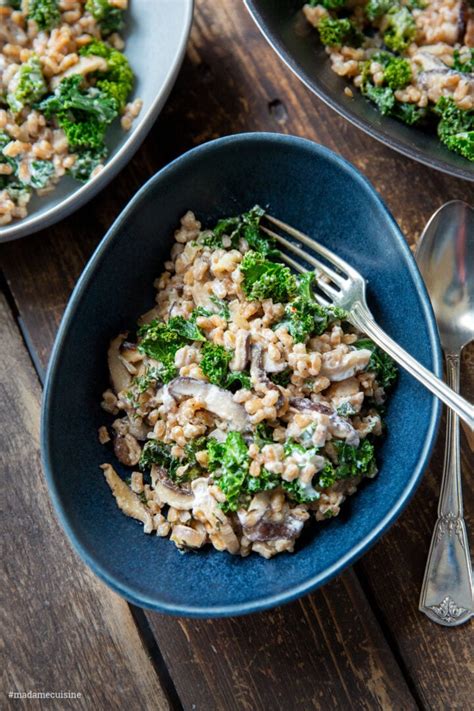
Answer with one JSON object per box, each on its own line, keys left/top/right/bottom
{"left": 419, "top": 353, "right": 473, "bottom": 626}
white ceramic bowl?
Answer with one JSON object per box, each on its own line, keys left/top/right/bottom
{"left": 0, "top": 0, "right": 194, "bottom": 243}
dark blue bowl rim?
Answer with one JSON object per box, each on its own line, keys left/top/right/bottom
{"left": 244, "top": 0, "right": 474, "bottom": 183}
{"left": 41, "top": 133, "right": 442, "bottom": 617}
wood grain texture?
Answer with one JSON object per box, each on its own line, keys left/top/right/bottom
{"left": 0, "top": 294, "right": 170, "bottom": 711}
{"left": 147, "top": 570, "right": 417, "bottom": 711}
{"left": 0, "top": 0, "right": 473, "bottom": 709}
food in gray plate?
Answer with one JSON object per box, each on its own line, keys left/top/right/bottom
{"left": 100, "top": 207, "right": 397, "bottom": 558}
{"left": 303, "top": 0, "right": 473, "bottom": 162}
{"left": 0, "top": 0, "right": 141, "bottom": 225}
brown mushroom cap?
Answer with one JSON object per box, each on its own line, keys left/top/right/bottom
{"left": 108, "top": 333, "right": 133, "bottom": 394}
{"left": 250, "top": 345, "right": 285, "bottom": 409}
{"left": 289, "top": 397, "right": 360, "bottom": 447}
{"left": 151, "top": 465, "right": 194, "bottom": 510}
{"left": 167, "top": 377, "right": 250, "bottom": 431}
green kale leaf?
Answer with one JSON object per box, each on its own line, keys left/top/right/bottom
{"left": 270, "top": 369, "right": 292, "bottom": 387}
{"left": 452, "top": 49, "right": 474, "bottom": 74}
{"left": 79, "top": 39, "right": 134, "bottom": 111}
{"left": 240, "top": 250, "right": 297, "bottom": 302}
{"left": 207, "top": 432, "right": 249, "bottom": 512}
{"left": 434, "top": 96, "right": 474, "bottom": 162}
{"left": 355, "top": 338, "right": 398, "bottom": 389}
{"left": 85, "top": 0, "right": 125, "bottom": 35}
{"left": 28, "top": 0, "right": 60, "bottom": 30}
{"left": 225, "top": 370, "right": 252, "bottom": 390}
{"left": 365, "top": 0, "right": 395, "bottom": 21}
{"left": 139, "top": 440, "right": 179, "bottom": 479}
{"left": 8, "top": 55, "right": 47, "bottom": 113}
{"left": 137, "top": 317, "right": 205, "bottom": 383}
{"left": 318, "top": 17, "right": 364, "bottom": 48}
{"left": 277, "top": 272, "right": 346, "bottom": 342}
{"left": 38, "top": 74, "right": 118, "bottom": 151}
{"left": 383, "top": 6, "right": 416, "bottom": 52}
{"left": 332, "top": 439, "right": 377, "bottom": 479}
{"left": 202, "top": 204, "right": 276, "bottom": 254}
{"left": 67, "top": 146, "right": 107, "bottom": 182}
{"left": 309, "top": 0, "right": 347, "bottom": 8}
{"left": 371, "top": 51, "right": 412, "bottom": 90}
{"left": 200, "top": 342, "right": 232, "bottom": 386}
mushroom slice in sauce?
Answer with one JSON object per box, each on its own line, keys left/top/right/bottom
{"left": 238, "top": 502, "right": 307, "bottom": 543}
{"left": 101, "top": 464, "right": 153, "bottom": 533}
{"left": 320, "top": 347, "right": 372, "bottom": 382}
{"left": 250, "top": 344, "right": 285, "bottom": 409}
{"left": 114, "top": 432, "right": 142, "bottom": 467}
{"left": 229, "top": 330, "right": 250, "bottom": 372}
{"left": 170, "top": 525, "right": 207, "bottom": 549}
{"left": 191, "top": 478, "right": 240, "bottom": 554}
{"left": 108, "top": 333, "right": 133, "bottom": 394}
{"left": 151, "top": 465, "right": 194, "bottom": 510}
{"left": 167, "top": 377, "right": 250, "bottom": 431}
{"left": 289, "top": 397, "right": 360, "bottom": 447}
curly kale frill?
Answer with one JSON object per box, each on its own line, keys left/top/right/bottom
{"left": 434, "top": 97, "right": 474, "bottom": 162}
{"left": 7, "top": 55, "right": 47, "bottom": 113}
{"left": 79, "top": 40, "right": 134, "bottom": 111}
{"left": 27, "top": 0, "right": 60, "bottom": 31}
{"left": 85, "top": 0, "right": 125, "bottom": 35}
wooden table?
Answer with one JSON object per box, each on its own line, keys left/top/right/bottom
{"left": 1, "top": 2, "right": 473, "bottom": 709}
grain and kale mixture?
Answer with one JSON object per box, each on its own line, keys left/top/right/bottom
{"left": 0, "top": 0, "right": 141, "bottom": 225}
{"left": 100, "top": 207, "right": 397, "bottom": 559}
{"left": 303, "top": 0, "right": 474, "bottom": 162}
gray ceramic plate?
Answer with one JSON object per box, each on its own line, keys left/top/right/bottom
{"left": 0, "top": 0, "right": 194, "bottom": 243}
{"left": 245, "top": 0, "right": 474, "bottom": 183}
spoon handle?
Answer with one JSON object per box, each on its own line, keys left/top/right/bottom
{"left": 419, "top": 353, "right": 473, "bottom": 626}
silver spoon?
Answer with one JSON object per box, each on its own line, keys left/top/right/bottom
{"left": 416, "top": 200, "right": 473, "bottom": 626}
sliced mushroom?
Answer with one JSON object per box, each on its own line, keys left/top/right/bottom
{"left": 167, "top": 377, "right": 250, "bottom": 431}
{"left": 101, "top": 464, "right": 153, "bottom": 533}
{"left": 250, "top": 345, "right": 285, "bottom": 409}
{"left": 151, "top": 465, "right": 194, "bottom": 510}
{"left": 263, "top": 351, "right": 287, "bottom": 373}
{"left": 108, "top": 333, "right": 132, "bottom": 394}
{"left": 191, "top": 478, "right": 240, "bottom": 554}
{"left": 114, "top": 433, "right": 141, "bottom": 467}
{"left": 137, "top": 305, "right": 161, "bottom": 326}
{"left": 170, "top": 524, "right": 207, "bottom": 549}
{"left": 191, "top": 282, "right": 214, "bottom": 309}
{"left": 320, "top": 346, "right": 372, "bottom": 382}
{"left": 238, "top": 503, "right": 308, "bottom": 543}
{"left": 229, "top": 330, "right": 250, "bottom": 372}
{"left": 51, "top": 55, "right": 108, "bottom": 88}
{"left": 289, "top": 397, "right": 359, "bottom": 446}
{"left": 289, "top": 397, "right": 333, "bottom": 416}
{"left": 127, "top": 417, "right": 150, "bottom": 441}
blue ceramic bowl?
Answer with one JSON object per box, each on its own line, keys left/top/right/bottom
{"left": 42, "top": 134, "right": 442, "bottom": 617}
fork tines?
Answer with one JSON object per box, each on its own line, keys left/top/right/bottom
{"left": 260, "top": 214, "right": 359, "bottom": 307}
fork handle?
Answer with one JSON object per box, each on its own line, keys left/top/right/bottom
{"left": 350, "top": 304, "right": 474, "bottom": 430}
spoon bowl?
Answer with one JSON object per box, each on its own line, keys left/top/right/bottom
{"left": 417, "top": 201, "right": 474, "bottom": 353}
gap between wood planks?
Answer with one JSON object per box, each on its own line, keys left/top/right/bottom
{"left": 0, "top": 275, "right": 181, "bottom": 711}
{"left": 0, "top": 271, "right": 421, "bottom": 711}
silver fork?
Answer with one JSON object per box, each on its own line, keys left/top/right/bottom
{"left": 261, "top": 215, "right": 474, "bottom": 430}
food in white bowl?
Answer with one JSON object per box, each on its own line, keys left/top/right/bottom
{"left": 100, "top": 206, "right": 398, "bottom": 559}
{"left": 0, "top": 0, "right": 141, "bottom": 225}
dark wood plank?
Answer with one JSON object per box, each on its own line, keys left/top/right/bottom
{"left": 0, "top": 0, "right": 472, "bottom": 709}
{"left": 147, "top": 570, "right": 417, "bottom": 711}
{"left": 356, "top": 347, "right": 474, "bottom": 711}
{"left": 0, "top": 294, "right": 170, "bottom": 711}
